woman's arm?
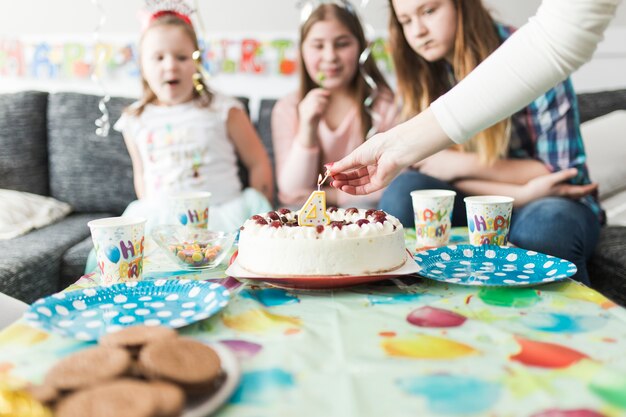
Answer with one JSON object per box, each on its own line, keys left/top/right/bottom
{"left": 226, "top": 107, "right": 274, "bottom": 202}
{"left": 430, "top": 0, "right": 620, "bottom": 144}
{"left": 122, "top": 133, "right": 145, "bottom": 199}
{"left": 330, "top": 0, "right": 620, "bottom": 195}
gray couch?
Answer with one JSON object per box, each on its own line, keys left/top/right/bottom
{"left": 1, "top": 90, "right": 625, "bottom": 305}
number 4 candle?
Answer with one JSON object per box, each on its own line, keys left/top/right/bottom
{"left": 298, "top": 172, "right": 331, "bottom": 227}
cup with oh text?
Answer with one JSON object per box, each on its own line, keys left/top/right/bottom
{"left": 88, "top": 217, "right": 146, "bottom": 286}
{"left": 169, "top": 191, "right": 211, "bottom": 229}
{"left": 464, "top": 195, "right": 514, "bottom": 246}
{"left": 411, "top": 189, "right": 456, "bottom": 251}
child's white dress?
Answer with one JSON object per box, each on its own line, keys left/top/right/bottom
{"left": 115, "top": 94, "right": 271, "bottom": 233}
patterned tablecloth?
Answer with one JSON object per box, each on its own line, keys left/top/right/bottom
{"left": 1, "top": 229, "right": 626, "bottom": 417}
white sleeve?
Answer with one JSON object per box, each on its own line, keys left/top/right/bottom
{"left": 430, "top": 0, "right": 621, "bottom": 144}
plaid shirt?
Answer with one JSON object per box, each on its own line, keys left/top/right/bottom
{"left": 498, "top": 24, "right": 605, "bottom": 224}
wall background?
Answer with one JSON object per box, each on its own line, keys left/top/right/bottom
{"left": 1, "top": 0, "right": 625, "bottom": 118}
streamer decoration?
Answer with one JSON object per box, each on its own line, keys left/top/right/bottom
{"left": 357, "top": 0, "right": 380, "bottom": 138}
{"left": 91, "top": 0, "right": 110, "bottom": 137}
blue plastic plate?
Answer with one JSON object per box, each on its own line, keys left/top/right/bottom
{"left": 414, "top": 245, "right": 577, "bottom": 287}
{"left": 24, "top": 279, "right": 230, "bottom": 341}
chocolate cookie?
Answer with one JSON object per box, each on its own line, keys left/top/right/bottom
{"left": 99, "top": 325, "right": 178, "bottom": 356}
{"left": 44, "top": 346, "right": 131, "bottom": 391}
{"left": 138, "top": 337, "right": 222, "bottom": 395}
{"left": 148, "top": 380, "right": 186, "bottom": 417}
{"left": 25, "top": 383, "right": 59, "bottom": 405}
{"left": 54, "top": 379, "right": 157, "bottom": 417}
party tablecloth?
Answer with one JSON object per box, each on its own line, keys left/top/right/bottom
{"left": 1, "top": 229, "right": 626, "bottom": 417}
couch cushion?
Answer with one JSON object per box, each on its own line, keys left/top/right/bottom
{"left": 589, "top": 225, "right": 626, "bottom": 307}
{"left": 0, "top": 213, "right": 106, "bottom": 303}
{"left": 47, "top": 93, "right": 136, "bottom": 215}
{"left": 582, "top": 111, "right": 626, "bottom": 200}
{"left": 60, "top": 236, "right": 98, "bottom": 289}
{"left": 257, "top": 99, "right": 278, "bottom": 207}
{"left": 601, "top": 190, "right": 626, "bottom": 226}
{"left": 577, "top": 89, "right": 626, "bottom": 123}
{"left": 0, "top": 91, "right": 49, "bottom": 195}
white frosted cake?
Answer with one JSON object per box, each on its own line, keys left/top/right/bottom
{"left": 237, "top": 208, "right": 407, "bottom": 276}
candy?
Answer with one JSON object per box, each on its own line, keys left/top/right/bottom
{"left": 168, "top": 241, "right": 222, "bottom": 267}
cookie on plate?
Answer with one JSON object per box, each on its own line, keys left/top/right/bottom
{"left": 148, "top": 380, "right": 186, "bottom": 417}
{"left": 54, "top": 379, "right": 157, "bottom": 417}
{"left": 99, "top": 325, "right": 178, "bottom": 356}
{"left": 25, "top": 383, "right": 59, "bottom": 405}
{"left": 44, "top": 346, "right": 131, "bottom": 392}
{"left": 138, "top": 337, "right": 223, "bottom": 396}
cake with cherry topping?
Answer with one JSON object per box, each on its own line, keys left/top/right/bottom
{"left": 237, "top": 208, "right": 406, "bottom": 276}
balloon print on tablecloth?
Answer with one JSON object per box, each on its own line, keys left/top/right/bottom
{"left": 367, "top": 292, "right": 436, "bottom": 305}
{"left": 218, "top": 340, "right": 263, "bottom": 360}
{"left": 222, "top": 309, "right": 301, "bottom": 333}
{"left": 406, "top": 306, "right": 467, "bottom": 328}
{"left": 520, "top": 313, "right": 608, "bottom": 334}
{"left": 240, "top": 289, "right": 300, "bottom": 307}
{"left": 230, "top": 368, "right": 295, "bottom": 405}
{"left": 530, "top": 410, "right": 607, "bottom": 417}
{"left": 589, "top": 368, "right": 626, "bottom": 410}
{"left": 510, "top": 336, "right": 589, "bottom": 368}
{"left": 381, "top": 334, "right": 477, "bottom": 359}
{"left": 478, "top": 287, "right": 541, "bottom": 308}
{"left": 397, "top": 374, "right": 500, "bottom": 415}
{"left": 558, "top": 283, "right": 617, "bottom": 309}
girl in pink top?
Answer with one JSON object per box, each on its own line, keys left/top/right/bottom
{"left": 272, "top": 1, "right": 398, "bottom": 209}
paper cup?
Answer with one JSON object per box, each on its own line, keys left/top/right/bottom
{"left": 464, "top": 196, "right": 514, "bottom": 246}
{"left": 411, "top": 189, "right": 456, "bottom": 251}
{"left": 169, "top": 191, "right": 211, "bottom": 229}
{"left": 88, "top": 216, "right": 146, "bottom": 285}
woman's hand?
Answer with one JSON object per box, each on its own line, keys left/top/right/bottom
{"left": 327, "top": 132, "right": 408, "bottom": 195}
{"left": 328, "top": 108, "right": 453, "bottom": 195}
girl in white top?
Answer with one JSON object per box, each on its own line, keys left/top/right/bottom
{"left": 329, "top": 0, "right": 622, "bottom": 192}
{"left": 116, "top": 11, "right": 273, "bottom": 232}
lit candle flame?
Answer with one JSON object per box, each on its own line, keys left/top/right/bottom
{"left": 317, "top": 170, "right": 330, "bottom": 191}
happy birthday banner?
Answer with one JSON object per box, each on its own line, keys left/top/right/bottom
{"left": 0, "top": 35, "right": 393, "bottom": 81}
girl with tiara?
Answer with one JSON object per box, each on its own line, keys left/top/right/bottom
{"left": 271, "top": 0, "right": 398, "bottom": 209}
{"left": 115, "top": 4, "right": 273, "bottom": 232}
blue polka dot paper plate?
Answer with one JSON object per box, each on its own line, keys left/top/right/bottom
{"left": 24, "top": 279, "right": 230, "bottom": 341}
{"left": 414, "top": 245, "right": 577, "bottom": 287}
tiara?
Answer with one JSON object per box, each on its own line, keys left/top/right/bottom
{"left": 144, "top": 0, "right": 195, "bottom": 25}
{"left": 296, "top": 0, "right": 357, "bottom": 23}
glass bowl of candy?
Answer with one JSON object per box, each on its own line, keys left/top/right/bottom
{"left": 152, "top": 225, "right": 235, "bottom": 270}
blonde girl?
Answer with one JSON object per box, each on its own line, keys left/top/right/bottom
{"left": 372, "top": 0, "right": 602, "bottom": 284}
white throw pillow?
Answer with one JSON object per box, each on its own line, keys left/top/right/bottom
{"left": 0, "top": 189, "right": 72, "bottom": 240}
{"left": 582, "top": 110, "right": 626, "bottom": 200}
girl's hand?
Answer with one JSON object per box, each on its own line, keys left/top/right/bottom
{"left": 298, "top": 88, "right": 330, "bottom": 129}
{"left": 522, "top": 168, "right": 598, "bottom": 203}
